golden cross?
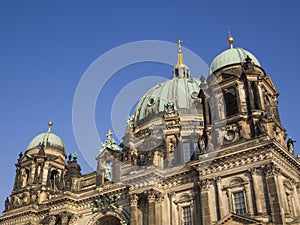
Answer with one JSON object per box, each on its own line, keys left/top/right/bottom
{"left": 106, "top": 129, "right": 113, "bottom": 139}
{"left": 177, "top": 40, "right": 183, "bottom": 50}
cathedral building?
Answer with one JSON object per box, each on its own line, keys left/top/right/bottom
{"left": 1, "top": 36, "right": 300, "bottom": 225}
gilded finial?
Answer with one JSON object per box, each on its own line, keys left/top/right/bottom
{"left": 177, "top": 40, "right": 183, "bottom": 52}
{"left": 177, "top": 39, "right": 184, "bottom": 65}
{"left": 106, "top": 129, "right": 113, "bottom": 140}
{"left": 48, "top": 119, "right": 53, "bottom": 132}
{"left": 227, "top": 31, "right": 234, "bottom": 49}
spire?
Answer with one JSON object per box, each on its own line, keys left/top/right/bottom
{"left": 48, "top": 120, "right": 53, "bottom": 132}
{"left": 106, "top": 129, "right": 113, "bottom": 140}
{"left": 227, "top": 31, "right": 234, "bottom": 49}
{"left": 177, "top": 40, "right": 184, "bottom": 65}
{"left": 173, "top": 40, "right": 190, "bottom": 78}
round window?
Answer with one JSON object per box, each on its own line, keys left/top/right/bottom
{"left": 147, "top": 98, "right": 155, "bottom": 106}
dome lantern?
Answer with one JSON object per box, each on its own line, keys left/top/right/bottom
{"left": 173, "top": 40, "right": 190, "bottom": 78}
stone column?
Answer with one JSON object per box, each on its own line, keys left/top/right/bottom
{"left": 216, "top": 177, "right": 225, "bottom": 219}
{"left": 49, "top": 215, "right": 56, "bottom": 225}
{"left": 226, "top": 189, "right": 233, "bottom": 213}
{"left": 200, "top": 179, "right": 211, "bottom": 225}
{"left": 292, "top": 183, "right": 300, "bottom": 215}
{"left": 155, "top": 192, "right": 164, "bottom": 225}
{"left": 199, "top": 89, "right": 210, "bottom": 126}
{"left": 250, "top": 168, "right": 263, "bottom": 215}
{"left": 147, "top": 190, "right": 156, "bottom": 225}
{"left": 264, "top": 163, "right": 285, "bottom": 224}
{"left": 277, "top": 172, "right": 289, "bottom": 215}
{"left": 234, "top": 84, "right": 242, "bottom": 114}
{"left": 247, "top": 80, "right": 255, "bottom": 110}
{"left": 245, "top": 183, "right": 254, "bottom": 215}
{"left": 130, "top": 194, "right": 139, "bottom": 225}
{"left": 253, "top": 81, "right": 262, "bottom": 109}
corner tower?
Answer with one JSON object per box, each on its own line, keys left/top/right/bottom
{"left": 202, "top": 34, "right": 286, "bottom": 149}
{"left": 9, "top": 121, "right": 67, "bottom": 209}
{"left": 198, "top": 35, "right": 300, "bottom": 224}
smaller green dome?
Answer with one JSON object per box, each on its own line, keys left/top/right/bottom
{"left": 27, "top": 131, "right": 65, "bottom": 154}
{"left": 210, "top": 47, "right": 260, "bottom": 73}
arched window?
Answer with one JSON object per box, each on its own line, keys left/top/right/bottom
{"left": 224, "top": 92, "right": 238, "bottom": 117}
{"left": 49, "top": 170, "right": 58, "bottom": 189}
{"left": 251, "top": 82, "right": 260, "bottom": 109}
{"left": 225, "top": 177, "right": 251, "bottom": 215}
{"left": 175, "top": 193, "right": 194, "bottom": 225}
{"left": 25, "top": 168, "right": 30, "bottom": 183}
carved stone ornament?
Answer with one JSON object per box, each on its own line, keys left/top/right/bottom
{"left": 200, "top": 179, "right": 210, "bottom": 191}
{"left": 92, "top": 194, "right": 120, "bottom": 214}
{"left": 263, "top": 163, "right": 280, "bottom": 176}
{"left": 130, "top": 194, "right": 139, "bottom": 206}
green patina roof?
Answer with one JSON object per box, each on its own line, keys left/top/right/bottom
{"left": 26, "top": 131, "right": 65, "bottom": 154}
{"left": 210, "top": 47, "right": 260, "bottom": 73}
{"left": 134, "top": 76, "right": 201, "bottom": 123}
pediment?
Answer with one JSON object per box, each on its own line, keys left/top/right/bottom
{"left": 216, "top": 213, "right": 263, "bottom": 225}
{"left": 215, "top": 72, "right": 238, "bottom": 84}
{"left": 264, "top": 76, "right": 276, "bottom": 91}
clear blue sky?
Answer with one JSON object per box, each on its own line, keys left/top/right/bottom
{"left": 0, "top": 0, "right": 300, "bottom": 213}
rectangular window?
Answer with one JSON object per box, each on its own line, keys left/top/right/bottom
{"left": 233, "top": 191, "right": 247, "bottom": 215}
{"left": 183, "top": 206, "right": 192, "bottom": 225}
{"left": 183, "top": 143, "right": 190, "bottom": 163}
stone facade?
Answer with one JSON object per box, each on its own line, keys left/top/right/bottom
{"left": 1, "top": 40, "right": 300, "bottom": 225}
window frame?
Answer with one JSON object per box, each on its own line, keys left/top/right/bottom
{"left": 232, "top": 190, "right": 247, "bottom": 215}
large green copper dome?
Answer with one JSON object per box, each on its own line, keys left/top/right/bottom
{"left": 133, "top": 76, "right": 201, "bottom": 125}
{"left": 26, "top": 130, "right": 65, "bottom": 154}
{"left": 210, "top": 47, "right": 261, "bottom": 73}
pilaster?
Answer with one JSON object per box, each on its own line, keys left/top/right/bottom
{"left": 146, "top": 190, "right": 156, "bottom": 225}
{"left": 200, "top": 179, "right": 211, "bottom": 225}
{"left": 264, "top": 163, "right": 285, "bottom": 224}
{"left": 250, "top": 167, "right": 263, "bottom": 215}
{"left": 215, "top": 177, "right": 225, "bottom": 219}
{"left": 130, "top": 194, "right": 139, "bottom": 225}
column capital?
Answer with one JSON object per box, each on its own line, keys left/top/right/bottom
{"left": 155, "top": 192, "right": 164, "bottom": 203}
{"left": 199, "top": 179, "right": 211, "bottom": 191}
{"left": 263, "top": 163, "right": 280, "bottom": 176}
{"left": 215, "top": 176, "right": 222, "bottom": 184}
{"left": 248, "top": 167, "right": 259, "bottom": 176}
{"left": 144, "top": 190, "right": 156, "bottom": 202}
{"left": 130, "top": 194, "right": 139, "bottom": 206}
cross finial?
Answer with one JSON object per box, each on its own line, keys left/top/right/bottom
{"left": 176, "top": 40, "right": 184, "bottom": 65}
{"left": 106, "top": 129, "right": 113, "bottom": 140}
{"left": 177, "top": 40, "right": 183, "bottom": 52}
